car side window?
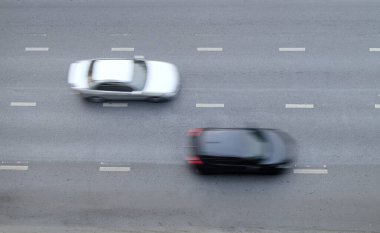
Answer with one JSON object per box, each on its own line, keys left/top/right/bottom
{"left": 96, "top": 83, "right": 116, "bottom": 91}
{"left": 118, "top": 85, "right": 134, "bottom": 92}
{"left": 96, "top": 83, "right": 134, "bottom": 92}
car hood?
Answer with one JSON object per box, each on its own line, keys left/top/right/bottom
{"left": 143, "top": 61, "right": 180, "bottom": 94}
{"left": 67, "top": 60, "right": 91, "bottom": 89}
{"left": 260, "top": 130, "right": 292, "bottom": 165}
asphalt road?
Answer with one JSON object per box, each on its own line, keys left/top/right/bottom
{"left": 0, "top": 0, "right": 380, "bottom": 232}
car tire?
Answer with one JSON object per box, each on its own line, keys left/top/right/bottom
{"left": 86, "top": 96, "right": 105, "bottom": 103}
{"left": 196, "top": 167, "right": 211, "bottom": 175}
{"left": 260, "top": 167, "right": 284, "bottom": 175}
{"left": 194, "top": 165, "right": 214, "bottom": 175}
{"left": 147, "top": 97, "right": 167, "bottom": 103}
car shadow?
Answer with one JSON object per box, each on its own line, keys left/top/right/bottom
{"left": 186, "top": 164, "right": 292, "bottom": 177}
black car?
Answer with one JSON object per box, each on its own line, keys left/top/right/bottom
{"left": 187, "top": 128, "right": 295, "bottom": 174}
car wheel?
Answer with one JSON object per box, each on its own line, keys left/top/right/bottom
{"left": 196, "top": 167, "right": 211, "bottom": 175}
{"left": 194, "top": 165, "right": 215, "bottom": 175}
{"left": 86, "top": 96, "right": 105, "bottom": 103}
{"left": 147, "top": 97, "right": 166, "bottom": 103}
{"left": 260, "top": 167, "right": 284, "bottom": 175}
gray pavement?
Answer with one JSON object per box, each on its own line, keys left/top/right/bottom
{"left": 0, "top": 0, "right": 380, "bottom": 232}
{"left": 0, "top": 162, "right": 379, "bottom": 232}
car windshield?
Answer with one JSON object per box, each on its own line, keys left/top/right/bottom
{"left": 129, "top": 61, "right": 147, "bottom": 91}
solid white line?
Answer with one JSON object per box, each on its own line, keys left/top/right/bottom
{"left": 293, "top": 169, "right": 328, "bottom": 174}
{"left": 285, "top": 104, "right": 314, "bottom": 109}
{"left": 196, "top": 103, "right": 224, "bottom": 108}
{"left": 103, "top": 103, "right": 128, "bottom": 107}
{"left": 279, "top": 47, "right": 305, "bottom": 52}
{"left": 10, "top": 102, "right": 37, "bottom": 107}
{"left": 0, "top": 165, "right": 29, "bottom": 171}
{"left": 369, "top": 48, "right": 380, "bottom": 52}
{"left": 25, "top": 47, "right": 49, "bottom": 51}
{"left": 99, "top": 166, "right": 131, "bottom": 172}
{"left": 197, "top": 47, "right": 223, "bottom": 52}
{"left": 375, "top": 104, "right": 380, "bottom": 108}
{"left": 111, "top": 47, "right": 134, "bottom": 52}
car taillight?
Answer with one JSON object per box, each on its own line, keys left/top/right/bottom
{"left": 187, "top": 156, "right": 204, "bottom": 165}
{"left": 187, "top": 128, "right": 203, "bottom": 137}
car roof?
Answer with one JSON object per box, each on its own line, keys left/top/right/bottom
{"left": 92, "top": 60, "right": 134, "bottom": 83}
{"left": 199, "top": 129, "right": 264, "bottom": 158}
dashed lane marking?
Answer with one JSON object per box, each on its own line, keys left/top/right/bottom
{"left": 23, "top": 33, "right": 47, "bottom": 37}
{"left": 111, "top": 47, "right": 135, "bottom": 52}
{"left": 279, "top": 33, "right": 305, "bottom": 37}
{"left": 99, "top": 166, "right": 131, "bottom": 172}
{"left": 375, "top": 104, "right": 380, "bottom": 108}
{"left": 369, "top": 48, "right": 380, "bottom": 52}
{"left": 285, "top": 104, "right": 314, "bottom": 109}
{"left": 293, "top": 169, "right": 328, "bottom": 174}
{"left": 194, "top": 33, "right": 221, "bottom": 37}
{"left": 103, "top": 103, "right": 128, "bottom": 107}
{"left": 10, "top": 102, "right": 37, "bottom": 107}
{"left": 279, "top": 47, "right": 305, "bottom": 52}
{"left": 25, "top": 47, "right": 49, "bottom": 52}
{"left": 110, "top": 33, "right": 130, "bottom": 36}
{"left": 197, "top": 47, "right": 223, "bottom": 52}
{"left": 0, "top": 165, "right": 29, "bottom": 171}
{"left": 196, "top": 103, "right": 224, "bottom": 108}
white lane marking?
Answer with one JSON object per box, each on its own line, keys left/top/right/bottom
{"left": 293, "top": 169, "right": 328, "bottom": 174}
{"left": 111, "top": 47, "right": 134, "bottom": 52}
{"left": 279, "top": 33, "right": 305, "bottom": 37}
{"left": 0, "top": 165, "right": 29, "bottom": 171}
{"left": 369, "top": 48, "right": 380, "bottom": 52}
{"left": 10, "top": 102, "right": 37, "bottom": 107}
{"left": 197, "top": 47, "right": 223, "bottom": 52}
{"left": 194, "top": 33, "right": 221, "bottom": 37}
{"left": 285, "top": 104, "right": 314, "bottom": 109}
{"left": 23, "top": 33, "right": 47, "bottom": 37}
{"left": 103, "top": 103, "right": 128, "bottom": 108}
{"left": 110, "top": 33, "right": 130, "bottom": 36}
{"left": 279, "top": 47, "right": 305, "bottom": 52}
{"left": 25, "top": 47, "right": 49, "bottom": 52}
{"left": 196, "top": 103, "right": 224, "bottom": 108}
{"left": 375, "top": 104, "right": 380, "bottom": 108}
{"left": 99, "top": 166, "right": 131, "bottom": 172}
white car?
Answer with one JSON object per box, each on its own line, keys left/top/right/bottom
{"left": 68, "top": 57, "right": 180, "bottom": 102}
